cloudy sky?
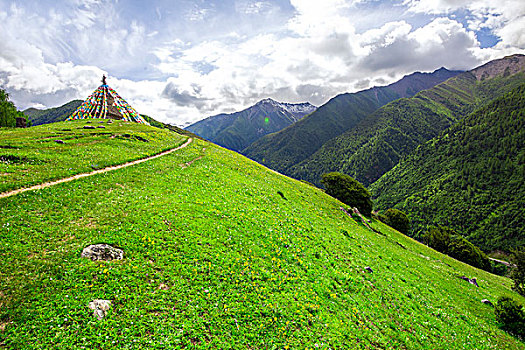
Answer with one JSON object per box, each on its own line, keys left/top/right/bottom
{"left": 1, "top": 0, "right": 524, "bottom": 126}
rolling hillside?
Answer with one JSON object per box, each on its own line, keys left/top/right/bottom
{"left": 370, "top": 83, "right": 525, "bottom": 252}
{"left": 290, "top": 54, "right": 525, "bottom": 186}
{"left": 243, "top": 67, "right": 462, "bottom": 174}
{"left": 186, "top": 98, "right": 316, "bottom": 152}
{"left": 0, "top": 120, "right": 524, "bottom": 348}
{"left": 23, "top": 100, "right": 82, "bottom": 126}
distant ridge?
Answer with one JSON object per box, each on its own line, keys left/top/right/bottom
{"left": 243, "top": 67, "right": 463, "bottom": 174}
{"left": 186, "top": 98, "right": 316, "bottom": 151}
{"left": 289, "top": 54, "right": 525, "bottom": 186}
{"left": 23, "top": 100, "right": 82, "bottom": 126}
{"left": 470, "top": 54, "right": 525, "bottom": 80}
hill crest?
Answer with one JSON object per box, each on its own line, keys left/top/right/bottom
{"left": 471, "top": 54, "right": 525, "bottom": 80}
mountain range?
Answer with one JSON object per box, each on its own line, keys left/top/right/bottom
{"left": 243, "top": 67, "right": 463, "bottom": 174}
{"left": 186, "top": 98, "right": 316, "bottom": 152}
{"left": 289, "top": 54, "right": 525, "bottom": 187}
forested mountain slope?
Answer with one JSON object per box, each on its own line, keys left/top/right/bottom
{"left": 290, "top": 54, "right": 525, "bottom": 186}
{"left": 186, "top": 99, "right": 316, "bottom": 151}
{"left": 243, "top": 68, "right": 461, "bottom": 173}
{"left": 370, "top": 83, "right": 525, "bottom": 252}
{"left": 23, "top": 100, "right": 82, "bottom": 126}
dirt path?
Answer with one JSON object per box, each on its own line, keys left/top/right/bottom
{"left": 0, "top": 137, "right": 193, "bottom": 199}
{"left": 489, "top": 257, "right": 516, "bottom": 267}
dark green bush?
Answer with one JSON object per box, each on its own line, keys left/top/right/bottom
{"left": 320, "top": 172, "right": 373, "bottom": 216}
{"left": 510, "top": 248, "right": 525, "bottom": 296}
{"left": 379, "top": 208, "right": 410, "bottom": 233}
{"left": 495, "top": 296, "right": 525, "bottom": 337}
{"left": 447, "top": 236, "right": 491, "bottom": 271}
{"left": 424, "top": 226, "right": 452, "bottom": 253}
{"left": 491, "top": 261, "right": 508, "bottom": 277}
{"left": 424, "top": 225, "right": 491, "bottom": 271}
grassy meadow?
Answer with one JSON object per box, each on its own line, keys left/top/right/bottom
{"left": 0, "top": 120, "right": 185, "bottom": 192}
{"left": 0, "top": 121, "right": 524, "bottom": 349}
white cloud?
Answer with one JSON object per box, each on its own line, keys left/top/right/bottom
{"left": 1, "top": 0, "right": 524, "bottom": 127}
{"left": 404, "top": 0, "right": 525, "bottom": 53}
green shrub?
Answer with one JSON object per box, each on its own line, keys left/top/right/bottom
{"left": 379, "top": 208, "right": 410, "bottom": 233}
{"left": 447, "top": 236, "right": 491, "bottom": 271}
{"left": 424, "top": 225, "right": 491, "bottom": 271}
{"left": 495, "top": 296, "right": 525, "bottom": 337}
{"left": 424, "top": 226, "right": 452, "bottom": 253}
{"left": 491, "top": 261, "right": 508, "bottom": 277}
{"left": 510, "top": 248, "right": 525, "bottom": 296}
{"left": 320, "top": 172, "right": 373, "bottom": 216}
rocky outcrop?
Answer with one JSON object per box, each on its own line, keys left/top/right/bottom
{"left": 81, "top": 244, "right": 123, "bottom": 261}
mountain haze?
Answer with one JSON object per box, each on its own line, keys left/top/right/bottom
{"left": 186, "top": 99, "right": 316, "bottom": 151}
{"left": 243, "top": 67, "right": 462, "bottom": 174}
{"left": 289, "top": 54, "right": 525, "bottom": 186}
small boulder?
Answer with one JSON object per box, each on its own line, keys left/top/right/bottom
{"left": 88, "top": 299, "right": 111, "bottom": 320}
{"left": 83, "top": 125, "right": 95, "bottom": 129}
{"left": 81, "top": 244, "right": 123, "bottom": 261}
{"left": 458, "top": 275, "right": 479, "bottom": 287}
{"left": 54, "top": 140, "right": 65, "bottom": 144}
{"left": 97, "top": 125, "right": 106, "bottom": 129}
{"left": 469, "top": 278, "right": 479, "bottom": 287}
{"left": 365, "top": 266, "right": 373, "bottom": 273}
{"left": 481, "top": 299, "right": 493, "bottom": 306}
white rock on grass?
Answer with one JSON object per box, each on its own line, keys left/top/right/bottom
{"left": 81, "top": 244, "right": 123, "bottom": 261}
{"left": 88, "top": 299, "right": 112, "bottom": 320}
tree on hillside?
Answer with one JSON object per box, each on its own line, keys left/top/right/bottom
{"left": 0, "top": 89, "right": 26, "bottom": 127}
{"left": 321, "top": 172, "right": 373, "bottom": 216}
{"left": 424, "top": 226, "right": 452, "bottom": 253}
{"left": 510, "top": 248, "right": 525, "bottom": 296}
{"left": 495, "top": 296, "right": 525, "bottom": 337}
{"left": 379, "top": 208, "right": 410, "bottom": 233}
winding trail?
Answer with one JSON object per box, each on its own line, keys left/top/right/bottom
{"left": 489, "top": 257, "right": 516, "bottom": 267}
{"left": 0, "top": 137, "right": 193, "bottom": 199}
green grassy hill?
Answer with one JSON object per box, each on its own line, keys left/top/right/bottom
{"left": 290, "top": 54, "right": 525, "bottom": 187}
{"left": 23, "top": 100, "right": 82, "bottom": 126}
{"left": 370, "top": 83, "right": 525, "bottom": 252}
{"left": 0, "top": 120, "right": 524, "bottom": 348}
{"left": 0, "top": 120, "right": 186, "bottom": 193}
{"left": 243, "top": 68, "right": 461, "bottom": 174}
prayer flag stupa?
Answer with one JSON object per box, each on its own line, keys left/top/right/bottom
{"left": 67, "top": 75, "right": 149, "bottom": 125}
